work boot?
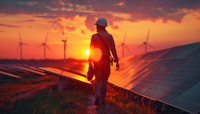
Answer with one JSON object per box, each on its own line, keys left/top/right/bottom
{"left": 95, "top": 97, "right": 100, "bottom": 106}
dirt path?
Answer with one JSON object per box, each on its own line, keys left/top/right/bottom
{"left": 86, "top": 95, "right": 118, "bottom": 114}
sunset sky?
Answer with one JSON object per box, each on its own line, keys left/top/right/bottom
{"left": 0, "top": 0, "right": 200, "bottom": 60}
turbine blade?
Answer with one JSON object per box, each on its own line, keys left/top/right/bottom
{"left": 45, "top": 32, "right": 49, "bottom": 43}
{"left": 36, "top": 44, "right": 43, "bottom": 48}
{"left": 148, "top": 43, "right": 156, "bottom": 50}
{"left": 124, "top": 45, "right": 132, "bottom": 54}
{"left": 117, "top": 44, "right": 122, "bottom": 48}
{"left": 136, "top": 44, "right": 145, "bottom": 48}
{"left": 18, "top": 31, "right": 22, "bottom": 42}
{"left": 46, "top": 45, "right": 53, "bottom": 53}
{"left": 123, "top": 31, "right": 127, "bottom": 43}
{"left": 16, "top": 44, "right": 21, "bottom": 52}
{"left": 146, "top": 28, "right": 150, "bottom": 43}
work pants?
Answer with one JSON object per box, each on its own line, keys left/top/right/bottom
{"left": 94, "top": 60, "right": 110, "bottom": 103}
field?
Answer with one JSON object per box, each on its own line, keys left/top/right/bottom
{"left": 0, "top": 59, "right": 182, "bottom": 114}
{"left": 0, "top": 72, "right": 92, "bottom": 114}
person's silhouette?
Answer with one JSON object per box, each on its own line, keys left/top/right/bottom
{"left": 89, "top": 18, "right": 119, "bottom": 106}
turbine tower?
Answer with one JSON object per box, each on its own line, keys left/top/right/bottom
{"left": 62, "top": 33, "right": 68, "bottom": 63}
{"left": 117, "top": 31, "right": 132, "bottom": 58}
{"left": 137, "top": 28, "right": 156, "bottom": 53}
{"left": 37, "top": 32, "right": 52, "bottom": 60}
{"left": 16, "top": 32, "right": 29, "bottom": 60}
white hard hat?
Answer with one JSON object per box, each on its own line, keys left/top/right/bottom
{"left": 95, "top": 18, "right": 107, "bottom": 27}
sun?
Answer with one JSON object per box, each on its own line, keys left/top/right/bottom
{"left": 85, "top": 49, "right": 90, "bottom": 56}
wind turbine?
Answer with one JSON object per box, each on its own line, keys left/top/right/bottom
{"left": 117, "top": 31, "right": 132, "bottom": 58}
{"left": 137, "top": 28, "right": 156, "bottom": 53}
{"left": 62, "top": 33, "right": 68, "bottom": 63}
{"left": 16, "top": 32, "right": 29, "bottom": 60}
{"left": 37, "top": 32, "right": 52, "bottom": 60}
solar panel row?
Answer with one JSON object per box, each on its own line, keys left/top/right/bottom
{"left": 0, "top": 71, "right": 21, "bottom": 78}
{"left": 108, "top": 42, "right": 200, "bottom": 114}
{"left": 38, "top": 67, "right": 91, "bottom": 85}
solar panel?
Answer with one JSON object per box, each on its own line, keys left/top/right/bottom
{"left": 157, "top": 47, "right": 180, "bottom": 60}
{"left": 143, "top": 48, "right": 170, "bottom": 61}
{"left": 133, "top": 52, "right": 153, "bottom": 64}
{"left": 173, "top": 43, "right": 200, "bottom": 58}
{"left": 4, "top": 65, "right": 30, "bottom": 73}
{"left": 109, "top": 62, "right": 137, "bottom": 86}
{"left": 141, "top": 57, "right": 199, "bottom": 100}
{"left": 21, "top": 64, "right": 45, "bottom": 73}
{"left": 148, "top": 56, "right": 199, "bottom": 113}
{"left": 128, "top": 54, "right": 146, "bottom": 63}
{"left": 68, "top": 62, "right": 88, "bottom": 75}
{"left": 116, "top": 62, "right": 152, "bottom": 88}
{"left": 0, "top": 66, "right": 14, "bottom": 72}
{"left": 110, "top": 60, "right": 149, "bottom": 88}
{"left": 108, "top": 42, "right": 200, "bottom": 113}
{"left": 14, "top": 66, "right": 45, "bottom": 76}
{"left": 0, "top": 71, "right": 21, "bottom": 78}
{"left": 60, "top": 62, "right": 89, "bottom": 76}
{"left": 130, "top": 58, "right": 191, "bottom": 97}
{"left": 159, "top": 71, "right": 200, "bottom": 113}
{"left": 181, "top": 43, "right": 200, "bottom": 57}
{"left": 122, "top": 61, "right": 160, "bottom": 89}
{"left": 38, "top": 67, "right": 91, "bottom": 85}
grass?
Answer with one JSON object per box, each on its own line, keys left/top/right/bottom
{"left": 0, "top": 71, "right": 93, "bottom": 114}
{"left": 2, "top": 85, "right": 88, "bottom": 114}
{"left": 106, "top": 84, "right": 183, "bottom": 114}
{"left": 106, "top": 84, "right": 157, "bottom": 114}
{"left": 0, "top": 74, "right": 58, "bottom": 99}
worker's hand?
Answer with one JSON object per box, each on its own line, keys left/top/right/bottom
{"left": 116, "top": 62, "right": 120, "bottom": 70}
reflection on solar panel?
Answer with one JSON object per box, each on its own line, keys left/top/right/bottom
{"left": 38, "top": 67, "right": 91, "bottom": 85}
{"left": 60, "top": 62, "right": 88, "bottom": 76}
{"left": 0, "top": 71, "right": 21, "bottom": 78}
{"left": 108, "top": 42, "right": 200, "bottom": 113}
